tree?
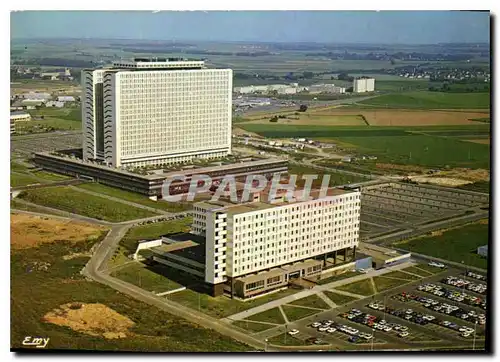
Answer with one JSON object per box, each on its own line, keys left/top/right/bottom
{"left": 299, "top": 105, "right": 308, "bottom": 112}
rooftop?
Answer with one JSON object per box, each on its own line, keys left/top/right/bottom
{"left": 150, "top": 233, "right": 206, "bottom": 264}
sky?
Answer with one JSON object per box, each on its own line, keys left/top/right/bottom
{"left": 10, "top": 11, "right": 490, "bottom": 44}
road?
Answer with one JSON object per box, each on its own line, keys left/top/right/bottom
{"left": 81, "top": 224, "right": 268, "bottom": 351}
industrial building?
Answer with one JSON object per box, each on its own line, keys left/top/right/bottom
{"left": 10, "top": 111, "right": 31, "bottom": 122}
{"left": 353, "top": 77, "right": 375, "bottom": 93}
{"left": 82, "top": 58, "right": 233, "bottom": 167}
{"left": 234, "top": 83, "right": 301, "bottom": 95}
{"left": 307, "top": 84, "right": 346, "bottom": 94}
{"left": 148, "top": 187, "right": 361, "bottom": 298}
{"left": 33, "top": 151, "right": 288, "bottom": 199}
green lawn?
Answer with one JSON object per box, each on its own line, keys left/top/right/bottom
{"left": 288, "top": 164, "right": 369, "bottom": 188}
{"left": 282, "top": 305, "right": 318, "bottom": 322}
{"left": 77, "top": 183, "right": 192, "bottom": 213}
{"left": 18, "top": 186, "right": 159, "bottom": 222}
{"left": 246, "top": 307, "right": 285, "bottom": 324}
{"left": 10, "top": 173, "right": 42, "bottom": 187}
{"left": 32, "top": 170, "right": 72, "bottom": 181}
{"left": 15, "top": 118, "right": 81, "bottom": 133}
{"left": 399, "top": 266, "right": 434, "bottom": 277}
{"left": 357, "top": 92, "right": 490, "bottom": 109}
{"left": 317, "top": 271, "right": 362, "bottom": 285}
{"left": 10, "top": 200, "right": 64, "bottom": 216}
{"left": 168, "top": 288, "right": 297, "bottom": 319}
{"left": 288, "top": 294, "right": 330, "bottom": 310}
{"left": 373, "top": 276, "right": 409, "bottom": 292}
{"left": 380, "top": 271, "right": 422, "bottom": 281}
{"left": 232, "top": 320, "right": 276, "bottom": 333}
{"left": 110, "top": 262, "right": 184, "bottom": 293}
{"left": 11, "top": 234, "right": 252, "bottom": 351}
{"left": 268, "top": 333, "right": 306, "bottom": 346}
{"left": 335, "top": 279, "right": 374, "bottom": 296}
{"left": 407, "top": 264, "right": 449, "bottom": 275}
{"left": 323, "top": 290, "right": 358, "bottom": 305}
{"left": 393, "top": 221, "right": 489, "bottom": 269}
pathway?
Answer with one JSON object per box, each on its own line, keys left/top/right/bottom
{"left": 224, "top": 261, "right": 415, "bottom": 322}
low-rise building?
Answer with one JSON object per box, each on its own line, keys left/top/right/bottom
{"left": 10, "top": 111, "right": 31, "bottom": 122}
{"left": 57, "top": 96, "right": 75, "bottom": 102}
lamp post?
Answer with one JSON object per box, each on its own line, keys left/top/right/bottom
{"left": 265, "top": 338, "right": 268, "bottom": 352}
{"left": 371, "top": 328, "right": 375, "bottom": 351}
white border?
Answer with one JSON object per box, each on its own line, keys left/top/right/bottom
{"left": 3, "top": 4, "right": 497, "bottom": 362}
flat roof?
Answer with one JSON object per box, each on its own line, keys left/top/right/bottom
{"left": 35, "top": 152, "right": 286, "bottom": 182}
{"left": 357, "top": 243, "right": 408, "bottom": 261}
{"left": 151, "top": 233, "right": 206, "bottom": 264}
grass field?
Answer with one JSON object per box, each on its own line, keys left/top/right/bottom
{"left": 241, "top": 124, "right": 490, "bottom": 169}
{"left": 18, "top": 186, "right": 159, "bottom": 222}
{"left": 393, "top": 221, "right": 489, "bottom": 269}
{"left": 11, "top": 228, "right": 252, "bottom": 351}
{"left": 357, "top": 92, "right": 490, "bottom": 109}
{"left": 246, "top": 307, "right": 285, "bottom": 324}
{"left": 168, "top": 288, "right": 297, "bottom": 319}
{"left": 247, "top": 114, "right": 367, "bottom": 126}
{"left": 323, "top": 291, "right": 359, "bottom": 305}
{"left": 110, "top": 262, "right": 184, "bottom": 293}
{"left": 317, "top": 271, "right": 362, "bottom": 285}
{"left": 401, "top": 266, "right": 434, "bottom": 277}
{"left": 77, "top": 183, "right": 193, "bottom": 213}
{"left": 232, "top": 320, "right": 276, "bottom": 333}
{"left": 282, "top": 305, "right": 318, "bottom": 322}
{"left": 287, "top": 164, "right": 369, "bottom": 188}
{"left": 32, "top": 170, "right": 72, "bottom": 181}
{"left": 10, "top": 173, "right": 42, "bottom": 187}
{"left": 335, "top": 279, "right": 374, "bottom": 296}
{"left": 380, "top": 271, "right": 422, "bottom": 281}
{"left": 268, "top": 333, "right": 306, "bottom": 346}
{"left": 288, "top": 295, "right": 330, "bottom": 310}
{"left": 372, "top": 276, "right": 408, "bottom": 292}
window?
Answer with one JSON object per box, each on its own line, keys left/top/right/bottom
{"left": 246, "top": 280, "right": 265, "bottom": 291}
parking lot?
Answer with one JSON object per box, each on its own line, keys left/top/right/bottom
{"left": 265, "top": 265, "right": 487, "bottom": 350}
{"left": 359, "top": 182, "right": 489, "bottom": 240}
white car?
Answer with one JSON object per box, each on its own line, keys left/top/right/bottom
{"left": 288, "top": 329, "right": 299, "bottom": 336}
{"left": 311, "top": 322, "right": 321, "bottom": 328}
{"left": 327, "top": 327, "right": 337, "bottom": 333}
{"left": 318, "top": 326, "right": 329, "bottom": 332}
{"left": 399, "top": 332, "right": 410, "bottom": 338}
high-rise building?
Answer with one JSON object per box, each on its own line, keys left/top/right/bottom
{"left": 150, "top": 187, "right": 361, "bottom": 297}
{"left": 353, "top": 77, "right": 375, "bottom": 93}
{"left": 82, "top": 58, "right": 233, "bottom": 167}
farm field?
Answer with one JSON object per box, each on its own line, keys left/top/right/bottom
{"left": 242, "top": 107, "right": 490, "bottom": 127}
{"left": 17, "top": 186, "right": 159, "bottom": 222}
{"left": 356, "top": 91, "right": 490, "bottom": 109}
{"left": 10, "top": 218, "right": 252, "bottom": 352}
{"left": 239, "top": 124, "right": 490, "bottom": 169}
{"left": 392, "top": 220, "right": 489, "bottom": 269}
{"left": 10, "top": 172, "right": 42, "bottom": 187}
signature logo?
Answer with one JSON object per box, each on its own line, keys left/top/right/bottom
{"left": 22, "top": 336, "right": 50, "bottom": 348}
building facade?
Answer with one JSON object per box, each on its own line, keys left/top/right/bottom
{"left": 82, "top": 59, "right": 233, "bottom": 167}
{"left": 353, "top": 78, "right": 375, "bottom": 93}
{"left": 154, "top": 188, "right": 362, "bottom": 297}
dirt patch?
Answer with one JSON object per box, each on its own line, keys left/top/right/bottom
{"left": 232, "top": 127, "right": 263, "bottom": 138}
{"left": 438, "top": 168, "right": 490, "bottom": 182}
{"left": 10, "top": 213, "right": 108, "bottom": 250}
{"left": 408, "top": 176, "right": 473, "bottom": 187}
{"left": 43, "top": 303, "right": 135, "bottom": 339}
{"left": 246, "top": 114, "right": 367, "bottom": 126}
{"left": 464, "top": 138, "right": 490, "bottom": 145}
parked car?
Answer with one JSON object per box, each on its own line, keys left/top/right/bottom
{"left": 288, "top": 329, "right": 299, "bottom": 336}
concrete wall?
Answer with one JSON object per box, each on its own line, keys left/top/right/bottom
{"left": 134, "top": 239, "right": 162, "bottom": 259}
